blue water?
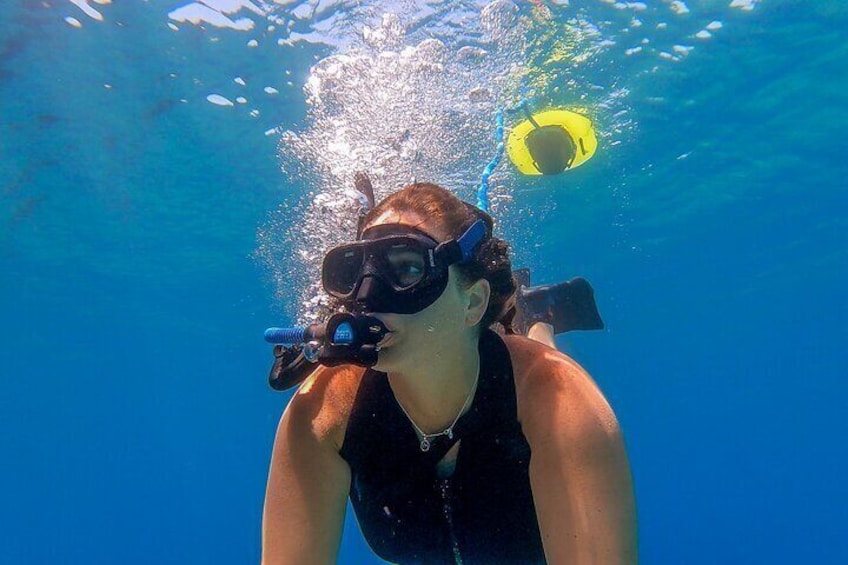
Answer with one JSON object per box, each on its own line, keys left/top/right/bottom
{"left": 2, "top": 1, "right": 846, "bottom": 563}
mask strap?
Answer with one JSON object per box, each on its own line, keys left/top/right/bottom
{"left": 434, "top": 217, "right": 490, "bottom": 265}
{"left": 456, "top": 219, "right": 489, "bottom": 263}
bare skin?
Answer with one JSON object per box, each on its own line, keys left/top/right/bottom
{"left": 262, "top": 211, "right": 637, "bottom": 564}
{"left": 528, "top": 321, "right": 557, "bottom": 349}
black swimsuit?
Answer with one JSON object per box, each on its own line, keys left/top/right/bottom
{"left": 339, "top": 330, "right": 546, "bottom": 564}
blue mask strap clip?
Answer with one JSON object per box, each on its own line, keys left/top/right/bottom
{"left": 456, "top": 219, "right": 488, "bottom": 263}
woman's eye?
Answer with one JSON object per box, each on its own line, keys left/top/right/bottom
{"left": 397, "top": 260, "right": 422, "bottom": 277}
{"left": 389, "top": 252, "right": 425, "bottom": 284}
{"left": 403, "top": 262, "right": 422, "bottom": 274}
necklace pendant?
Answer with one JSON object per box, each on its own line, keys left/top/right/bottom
{"left": 446, "top": 429, "right": 453, "bottom": 440}
{"left": 420, "top": 437, "right": 431, "bottom": 452}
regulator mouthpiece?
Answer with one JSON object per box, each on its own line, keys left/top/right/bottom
{"left": 264, "top": 312, "right": 389, "bottom": 391}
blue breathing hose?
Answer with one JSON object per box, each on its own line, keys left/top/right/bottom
{"left": 476, "top": 87, "right": 534, "bottom": 213}
{"left": 476, "top": 110, "right": 504, "bottom": 212}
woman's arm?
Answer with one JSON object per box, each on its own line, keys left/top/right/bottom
{"left": 262, "top": 370, "right": 352, "bottom": 564}
{"left": 510, "top": 338, "right": 638, "bottom": 564}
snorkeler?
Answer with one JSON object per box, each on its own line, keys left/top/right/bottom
{"left": 267, "top": 170, "right": 605, "bottom": 391}
{"left": 262, "top": 182, "right": 637, "bottom": 563}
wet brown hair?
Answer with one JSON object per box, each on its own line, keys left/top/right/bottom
{"left": 360, "top": 182, "right": 516, "bottom": 329}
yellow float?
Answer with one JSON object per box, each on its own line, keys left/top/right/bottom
{"left": 506, "top": 109, "right": 597, "bottom": 176}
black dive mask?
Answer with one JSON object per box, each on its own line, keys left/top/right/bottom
{"left": 321, "top": 219, "right": 488, "bottom": 314}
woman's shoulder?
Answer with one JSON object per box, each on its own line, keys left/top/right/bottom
{"left": 501, "top": 334, "right": 619, "bottom": 439}
{"left": 284, "top": 363, "right": 367, "bottom": 451}
{"left": 501, "top": 333, "right": 589, "bottom": 392}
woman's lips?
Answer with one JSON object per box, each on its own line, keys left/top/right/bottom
{"left": 376, "top": 332, "right": 394, "bottom": 349}
{"left": 364, "top": 313, "right": 394, "bottom": 348}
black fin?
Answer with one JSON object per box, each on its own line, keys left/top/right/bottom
{"left": 514, "top": 276, "right": 604, "bottom": 335}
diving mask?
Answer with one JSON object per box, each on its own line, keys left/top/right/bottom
{"left": 321, "top": 219, "right": 488, "bottom": 314}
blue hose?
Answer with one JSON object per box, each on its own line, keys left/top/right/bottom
{"left": 477, "top": 87, "right": 534, "bottom": 213}
{"left": 476, "top": 110, "right": 504, "bottom": 212}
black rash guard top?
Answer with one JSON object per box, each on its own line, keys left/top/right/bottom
{"left": 339, "top": 329, "right": 546, "bottom": 564}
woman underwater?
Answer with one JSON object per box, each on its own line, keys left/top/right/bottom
{"left": 262, "top": 182, "right": 637, "bottom": 564}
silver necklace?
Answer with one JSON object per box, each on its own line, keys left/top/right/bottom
{"left": 394, "top": 360, "right": 480, "bottom": 452}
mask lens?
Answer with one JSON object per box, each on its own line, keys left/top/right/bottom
{"left": 323, "top": 245, "right": 364, "bottom": 296}
{"left": 384, "top": 242, "right": 427, "bottom": 289}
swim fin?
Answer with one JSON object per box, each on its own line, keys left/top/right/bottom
{"left": 509, "top": 268, "right": 604, "bottom": 335}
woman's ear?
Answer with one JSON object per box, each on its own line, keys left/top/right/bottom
{"left": 465, "top": 277, "right": 491, "bottom": 327}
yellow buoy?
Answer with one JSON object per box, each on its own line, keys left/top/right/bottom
{"left": 506, "top": 109, "right": 597, "bottom": 176}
